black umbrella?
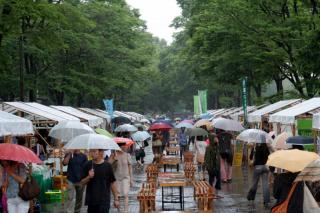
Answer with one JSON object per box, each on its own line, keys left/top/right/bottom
{"left": 286, "top": 136, "right": 313, "bottom": 145}
{"left": 112, "top": 116, "right": 131, "bottom": 125}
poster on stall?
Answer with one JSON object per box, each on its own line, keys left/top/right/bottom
{"left": 233, "top": 140, "right": 243, "bottom": 166}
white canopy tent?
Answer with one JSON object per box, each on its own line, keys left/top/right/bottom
{"left": 51, "top": 106, "right": 104, "bottom": 127}
{"left": 0, "top": 110, "right": 34, "bottom": 136}
{"left": 269, "top": 98, "right": 320, "bottom": 125}
{"left": 223, "top": 107, "right": 243, "bottom": 117}
{"left": 248, "top": 99, "right": 302, "bottom": 123}
{"left": 79, "top": 108, "right": 111, "bottom": 123}
{"left": 114, "top": 111, "right": 137, "bottom": 121}
{"left": 230, "top": 106, "right": 257, "bottom": 121}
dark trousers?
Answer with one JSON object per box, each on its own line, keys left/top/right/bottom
{"left": 87, "top": 203, "right": 110, "bottom": 213}
{"left": 208, "top": 170, "right": 221, "bottom": 190}
{"left": 180, "top": 144, "right": 188, "bottom": 159}
{"left": 74, "top": 184, "right": 85, "bottom": 213}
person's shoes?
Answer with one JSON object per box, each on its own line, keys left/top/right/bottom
{"left": 222, "top": 180, "right": 228, "bottom": 183}
{"left": 227, "top": 179, "right": 232, "bottom": 183}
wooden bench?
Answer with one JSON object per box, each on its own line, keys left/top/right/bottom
{"left": 146, "top": 164, "right": 159, "bottom": 183}
{"left": 192, "top": 181, "right": 214, "bottom": 212}
{"left": 184, "top": 162, "right": 196, "bottom": 182}
{"left": 137, "top": 183, "right": 156, "bottom": 213}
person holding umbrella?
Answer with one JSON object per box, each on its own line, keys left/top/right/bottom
{"left": 0, "top": 160, "right": 29, "bottom": 213}
{"left": 178, "top": 127, "right": 188, "bottom": 160}
{"left": 81, "top": 149, "right": 120, "bottom": 213}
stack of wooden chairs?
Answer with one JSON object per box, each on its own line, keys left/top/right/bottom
{"left": 145, "top": 164, "right": 159, "bottom": 183}
{"left": 137, "top": 182, "right": 156, "bottom": 213}
{"left": 183, "top": 151, "right": 194, "bottom": 163}
{"left": 184, "top": 162, "right": 196, "bottom": 182}
{"left": 192, "top": 181, "right": 215, "bottom": 212}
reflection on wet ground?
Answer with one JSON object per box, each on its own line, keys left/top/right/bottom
{"left": 93, "top": 144, "right": 274, "bottom": 212}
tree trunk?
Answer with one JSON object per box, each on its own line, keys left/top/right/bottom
{"left": 55, "top": 91, "right": 64, "bottom": 105}
{"left": 274, "top": 77, "right": 284, "bottom": 98}
{"left": 253, "top": 83, "right": 262, "bottom": 98}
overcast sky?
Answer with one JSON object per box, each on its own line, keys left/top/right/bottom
{"left": 126, "top": 0, "right": 181, "bottom": 44}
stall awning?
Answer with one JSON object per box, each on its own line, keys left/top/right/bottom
{"left": 230, "top": 106, "right": 257, "bottom": 121}
{"left": 248, "top": 99, "right": 302, "bottom": 123}
{"left": 313, "top": 113, "right": 320, "bottom": 130}
{"left": 114, "top": 111, "right": 136, "bottom": 121}
{"left": 3, "top": 102, "right": 70, "bottom": 122}
{"left": 79, "top": 108, "right": 111, "bottom": 123}
{"left": 269, "top": 98, "right": 320, "bottom": 124}
{"left": 223, "top": 107, "right": 243, "bottom": 117}
{"left": 0, "top": 110, "right": 34, "bottom": 136}
{"left": 51, "top": 106, "right": 103, "bottom": 127}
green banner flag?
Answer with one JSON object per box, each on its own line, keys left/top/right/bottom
{"left": 242, "top": 77, "right": 248, "bottom": 125}
{"left": 194, "top": 95, "right": 200, "bottom": 116}
{"left": 198, "top": 90, "right": 207, "bottom": 114}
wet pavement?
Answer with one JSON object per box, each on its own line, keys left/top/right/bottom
{"left": 76, "top": 144, "right": 275, "bottom": 213}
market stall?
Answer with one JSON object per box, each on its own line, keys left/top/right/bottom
{"left": 79, "top": 107, "right": 111, "bottom": 129}
{"left": 312, "top": 112, "right": 320, "bottom": 153}
{"left": 269, "top": 97, "right": 320, "bottom": 136}
{"left": 248, "top": 99, "right": 302, "bottom": 129}
{"left": 0, "top": 110, "right": 34, "bottom": 137}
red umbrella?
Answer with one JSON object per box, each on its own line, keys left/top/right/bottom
{"left": 149, "top": 122, "right": 172, "bottom": 131}
{"left": 0, "top": 143, "right": 42, "bottom": 164}
{"left": 113, "top": 137, "right": 134, "bottom": 147}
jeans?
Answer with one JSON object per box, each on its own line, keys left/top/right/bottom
{"left": 180, "top": 144, "right": 188, "bottom": 160}
{"left": 67, "top": 181, "right": 85, "bottom": 213}
{"left": 247, "top": 165, "right": 270, "bottom": 203}
{"left": 208, "top": 170, "right": 221, "bottom": 190}
{"left": 87, "top": 203, "right": 110, "bottom": 213}
{"left": 7, "top": 196, "right": 30, "bottom": 213}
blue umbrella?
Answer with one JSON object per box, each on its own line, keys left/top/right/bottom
{"left": 200, "top": 113, "right": 213, "bottom": 120}
{"left": 286, "top": 136, "right": 313, "bottom": 145}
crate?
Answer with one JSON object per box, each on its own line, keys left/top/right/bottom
{"left": 44, "top": 190, "right": 67, "bottom": 203}
{"left": 52, "top": 175, "right": 68, "bottom": 190}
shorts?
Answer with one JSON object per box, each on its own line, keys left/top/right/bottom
{"left": 117, "top": 178, "right": 130, "bottom": 196}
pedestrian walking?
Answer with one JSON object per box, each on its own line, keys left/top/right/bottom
{"left": 109, "top": 143, "right": 133, "bottom": 213}
{"left": 217, "top": 130, "right": 233, "bottom": 183}
{"left": 63, "top": 149, "right": 87, "bottom": 213}
{"left": 247, "top": 137, "right": 270, "bottom": 207}
{"left": 81, "top": 149, "right": 120, "bottom": 213}
{"left": 178, "top": 127, "right": 188, "bottom": 160}
{"left": 0, "top": 160, "right": 29, "bottom": 213}
{"left": 204, "top": 133, "right": 221, "bottom": 190}
{"left": 273, "top": 171, "right": 299, "bottom": 204}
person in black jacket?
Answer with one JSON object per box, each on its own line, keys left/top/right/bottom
{"left": 273, "top": 172, "right": 299, "bottom": 204}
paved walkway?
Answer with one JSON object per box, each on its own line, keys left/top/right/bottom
{"left": 71, "top": 144, "right": 274, "bottom": 213}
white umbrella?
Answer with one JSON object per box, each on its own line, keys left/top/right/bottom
{"left": 175, "top": 122, "right": 194, "bottom": 129}
{"left": 272, "top": 132, "right": 291, "bottom": 150}
{"left": 236, "top": 129, "right": 271, "bottom": 143}
{"left": 49, "top": 121, "right": 94, "bottom": 142}
{"left": 212, "top": 117, "right": 244, "bottom": 132}
{"left": 114, "top": 124, "right": 138, "bottom": 132}
{"left": 131, "top": 131, "right": 151, "bottom": 142}
{"left": 140, "top": 118, "right": 150, "bottom": 124}
{"left": 64, "top": 133, "right": 121, "bottom": 150}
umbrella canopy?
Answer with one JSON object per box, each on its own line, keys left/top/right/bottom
{"left": 49, "top": 121, "right": 94, "bottom": 142}
{"left": 236, "top": 129, "right": 270, "bottom": 143}
{"left": 131, "top": 131, "right": 151, "bottom": 142}
{"left": 286, "top": 136, "right": 314, "bottom": 145}
{"left": 212, "top": 117, "right": 244, "bottom": 132}
{"left": 64, "top": 133, "right": 121, "bottom": 150}
{"left": 0, "top": 143, "right": 42, "bottom": 164}
{"left": 95, "top": 128, "right": 113, "bottom": 138}
{"left": 113, "top": 137, "right": 134, "bottom": 147}
{"left": 199, "top": 113, "right": 213, "bottom": 120}
{"left": 194, "top": 119, "right": 212, "bottom": 130}
{"left": 140, "top": 118, "right": 150, "bottom": 124}
{"left": 114, "top": 124, "right": 138, "bottom": 132}
{"left": 0, "top": 111, "right": 34, "bottom": 137}
{"left": 266, "top": 149, "right": 319, "bottom": 173}
{"left": 175, "top": 122, "right": 194, "bottom": 129}
{"left": 149, "top": 122, "right": 172, "bottom": 131}
{"left": 185, "top": 127, "right": 208, "bottom": 137}
{"left": 152, "top": 119, "right": 174, "bottom": 127}
{"left": 181, "top": 119, "right": 194, "bottom": 124}
{"left": 272, "top": 132, "right": 291, "bottom": 150}
{"left": 295, "top": 159, "right": 320, "bottom": 182}
{"left": 112, "top": 116, "right": 131, "bottom": 125}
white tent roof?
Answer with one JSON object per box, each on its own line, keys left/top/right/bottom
{"left": 0, "top": 110, "right": 34, "bottom": 136}
{"left": 269, "top": 97, "right": 320, "bottom": 124}
{"left": 248, "top": 99, "right": 302, "bottom": 123}
{"left": 114, "top": 111, "right": 136, "bottom": 121}
{"left": 25, "top": 103, "right": 79, "bottom": 121}
{"left": 313, "top": 113, "right": 320, "bottom": 130}
{"left": 223, "top": 107, "right": 243, "bottom": 117}
{"left": 230, "top": 106, "right": 257, "bottom": 121}
{"left": 51, "top": 106, "right": 103, "bottom": 127}
{"left": 79, "top": 108, "right": 111, "bottom": 123}
{"left": 3, "top": 102, "right": 70, "bottom": 122}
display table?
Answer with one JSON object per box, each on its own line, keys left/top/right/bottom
{"left": 158, "top": 172, "right": 187, "bottom": 210}
{"left": 160, "top": 156, "right": 181, "bottom": 172}
{"left": 166, "top": 146, "right": 180, "bottom": 155}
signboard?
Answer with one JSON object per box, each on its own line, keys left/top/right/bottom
{"left": 198, "top": 90, "right": 208, "bottom": 114}
{"left": 297, "top": 119, "right": 314, "bottom": 151}
{"left": 233, "top": 140, "right": 243, "bottom": 166}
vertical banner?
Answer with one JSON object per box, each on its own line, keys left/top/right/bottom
{"left": 198, "top": 90, "right": 207, "bottom": 114}
{"left": 241, "top": 77, "right": 248, "bottom": 126}
{"left": 194, "top": 95, "right": 200, "bottom": 116}
{"left": 103, "top": 99, "right": 114, "bottom": 118}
